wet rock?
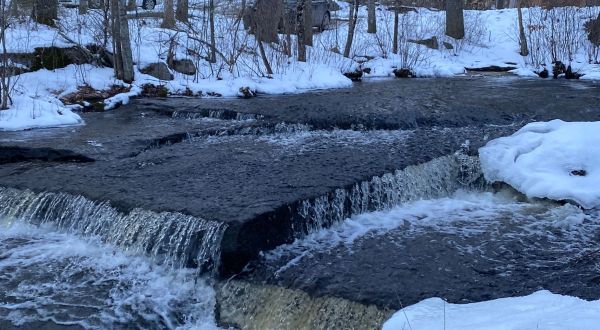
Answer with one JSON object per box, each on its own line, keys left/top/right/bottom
{"left": 216, "top": 280, "right": 393, "bottom": 330}
{"left": 139, "top": 62, "right": 174, "bottom": 81}
{"left": 409, "top": 36, "right": 439, "bottom": 49}
{"left": 238, "top": 87, "right": 256, "bottom": 99}
{"left": 565, "top": 65, "right": 582, "bottom": 79}
{"left": 141, "top": 84, "right": 169, "bottom": 97}
{"left": 466, "top": 65, "right": 516, "bottom": 72}
{"left": 362, "top": 67, "right": 372, "bottom": 74}
{"left": 0, "top": 146, "right": 94, "bottom": 164}
{"left": 60, "top": 85, "right": 131, "bottom": 106}
{"left": 393, "top": 68, "right": 414, "bottom": 78}
{"left": 169, "top": 58, "right": 196, "bottom": 76}
{"left": 343, "top": 70, "right": 363, "bottom": 81}
{"left": 552, "top": 61, "right": 566, "bottom": 79}
{"left": 538, "top": 68, "right": 549, "bottom": 78}
{"left": 443, "top": 41, "right": 454, "bottom": 49}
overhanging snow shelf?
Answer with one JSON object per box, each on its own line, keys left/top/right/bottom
{"left": 479, "top": 120, "right": 600, "bottom": 209}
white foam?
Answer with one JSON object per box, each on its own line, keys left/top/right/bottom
{"left": 0, "top": 222, "right": 220, "bottom": 329}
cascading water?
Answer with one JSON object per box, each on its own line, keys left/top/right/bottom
{"left": 0, "top": 188, "right": 225, "bottom": 329}
{"left": 290, "top": 153, "right": 483, "bottom": 237}
{"left": 0, "top": 187, "right": 226, "bottom": 271}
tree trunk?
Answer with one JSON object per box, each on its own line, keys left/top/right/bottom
{"left": 209, "top": 0, "right": 216, "bottom": 63}
{"left": 445, "top": 0, "right": 464, "bottom": 39}
{"left": 495, "top": 0, "right": 504, "bottom": 9}
{"left": 118, "top": 0, "right": 134, "bottom": 83}
{"left": 304, "top": 0, "right": 313, "bottom": 46}
{"left": 1, "top": 0, "right": 10, "bottom": 109}
{"left": 517, "top": 0, "right": 528, "bottom": 56}
{"left": 343, "top": 0, "right": 358, "bottom": 58}
{"left": 161, "top": 0, "right": 176, "bottom": 28}
{"left": 79, "top": 0, "right": 89, "bottom": 14}
{"left": 367, "top": 0, "right": 376, "bottom": 34}
{"left": 127, "top": 0, "right": 136, "bottom": 11}
{"left": 393, "top": 11, "right": 398, "bottom": 54}
{"left": 297, "top": 0, "right": 306, "bottom": 62}
{"left": 32, "top": 0, "right": 58, "bottom": 26}
{"left": 176, "top": 0, "right": 188, "bottom": 22}
{"left": 110, "top": 0, "right": 123, "bottom": 80}
{"left": 257, "top": 39, "right": 273, "bottom": 75}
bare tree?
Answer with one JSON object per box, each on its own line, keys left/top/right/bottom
{"left": 1, "top": 0, "right": 10, "bottom": 109}
{"left": 297, "top": 0, "right": 306, "bottom": 61}
{"left": 304, "top": 0, "right": 312, "bottom": 46}
{"left": 162, "top": 0, "right": 176, "bottom": 28}
{"left": 343, "top": 0, "right": 359, "bottom": 58}
{"left": 209, "top": 0, "right": 216, "bottom": 62}
{"left": 176, "top": 0, "right": 188, "bottom": 22}
{"left": 517, "top": 0, "right": 528, "bottom": 56}
{"left": 445, "top": 0, "right": 464, "bottom": 39}
{"left": 111, "top": 0, "right": 134, "bottom": 82}
{"left": 367, "top": 0, "right": 376, "bottom": 33}
{"left": 393, "top": 8, "right": 399, "bottom": 54}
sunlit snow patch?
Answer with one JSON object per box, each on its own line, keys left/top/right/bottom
{"left": 383, "top": 290, "right": 600, "bottom": 330}
{"left": 479, "top": 120, "right": 600, "bottom": 209}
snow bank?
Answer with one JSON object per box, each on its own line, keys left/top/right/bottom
{"left": 479, "top": 120, "right": 600, "bottom": 208}
{"left": 0, "top": 64, "right": 123, "bottom": 131}
{"left": 383, "top": 290, "right": 600, "bottom": 330}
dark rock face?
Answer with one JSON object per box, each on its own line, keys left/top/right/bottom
{"left": 170, "top": 59, "right": 196, "bottom": 75}
{"left": 139, "top": 62, "right": 174, "bottom": 80}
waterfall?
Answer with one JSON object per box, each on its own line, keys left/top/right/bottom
{"left": 290, "top": 153, "right": 483, "bottom": 236}
{"left": 0, "top": 187, "right": 226, "bottom": 272}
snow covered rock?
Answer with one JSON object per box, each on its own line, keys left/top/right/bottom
{"left": 383, "top": 290, "right": 600, "bottom": 330}
{"left": 479, "top": 120, "right": 600, "bottom": 208}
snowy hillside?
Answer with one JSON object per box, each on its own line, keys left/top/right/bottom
{"left": 0, "top": 2, "right": 599, "bottom": 130}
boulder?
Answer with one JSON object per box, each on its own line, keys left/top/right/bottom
{"left": 169, "top": 58, "right": 196, "bottom": 76}
{"left": 31, "top": 46, "right": 91, "bottom": 71}
{"left": 238, "top": 87, "right": 256, "bottom": 99}
{"left": 393, "top": 68, "right": 415, "bottom": 78}
{"left": 139, "top": 62, "right": 174, "bottom": 81}
{"left": 537, "top": 68, "right": 549, "bottom": 78}
{"left": 343, "top": 70, "right": 363, "bottom": 81}
{"left": 409, "top": 36, "right": 439, "bottom": 50}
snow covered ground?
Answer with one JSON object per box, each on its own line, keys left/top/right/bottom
{"left": 1, "top": 3, "right": 599, "bottom": 130}
{"left": 383, "top": 290, "right": 600, "bottom": 330}
{"left": 480, "top": 120, "right": 600, "bottom": 209}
